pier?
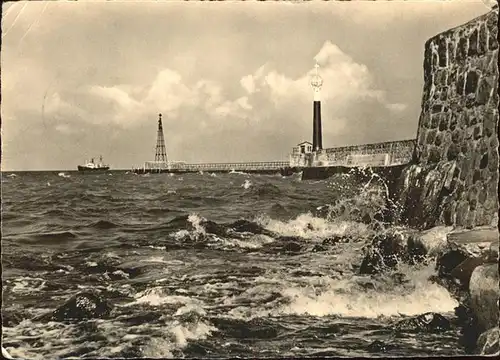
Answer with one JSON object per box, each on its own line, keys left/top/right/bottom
{"left": 133, "top": 161, "right": 290, "bottom": 175}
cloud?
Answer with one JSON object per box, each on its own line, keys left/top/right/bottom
{"left": 237, "top": 41, "right": 391, "bottom": 110}
{"left": 55, "top": 123, "right": 77, "bottom": 135}
{"left": 386, "top": 103, "right": 408, "bottom": 112}
{"left": 4, "top": 38, "right": 411, "bottom": 168}
{"left": 28, "top": 40, "right": 402, "bottom": 136}
{"left": 39, "top": 40, "right": 400, "bottom": 151}
{"left": 240, "top": 74, "right": 256, "bottom": 94}
{"left": 89, "top": 85, "right": 141, "bottom": 110}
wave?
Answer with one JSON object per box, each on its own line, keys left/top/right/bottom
{"left": 257, "top": 212, "right": 372, "bottom": 242}
{"left": 27, "top": 231, "right": 78, "bottom": 244}
{"left": 58, "top": 172, "right": 71, "bottom": 178}
{"left": 2, "top": 310, "right": 217, "bottom": 359}
{"left": 88, "top": 220, "right": 120, "bottom": 229}
{"left": 221, "top": 265, "right": 458, "bottom": 320}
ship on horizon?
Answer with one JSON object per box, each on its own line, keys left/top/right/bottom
{"left": 77, "top": 156, "right": 110, "bottom": 172}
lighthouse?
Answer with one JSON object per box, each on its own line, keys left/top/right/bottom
{"left": 311, "top": 63, "right": 323, "bottom": 151}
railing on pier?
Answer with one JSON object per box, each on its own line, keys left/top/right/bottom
{"left": 169, "top": 161, "right": 290, "bottom": 172}
{"left": 136, "top": 161, "right": 290, "bottom": 173}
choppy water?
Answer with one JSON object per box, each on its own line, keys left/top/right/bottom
{"left": 2, "top": 171, "right": 464, "bottom": 358}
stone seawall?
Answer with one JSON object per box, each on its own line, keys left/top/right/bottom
{"left": 380, "top": 7, "right": 499, "bottom": 355}
{"left": 321, "top": 139, "right": 415, "bottom": 166}
{"left": 394, "top": 8, "right": 499, "bottom": 229}
{"left": 289, "top": 139, "right": 415, "bottom": 168}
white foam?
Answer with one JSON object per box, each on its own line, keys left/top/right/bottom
{"left": 111, "top": 270, "right": 129, "bottom": 279}
{"left": 215, "top": 234, "right": 275, "bottom": 249}
{"left": 11, "top": 277, "right": 46, "bottom": 294}
{"left": 57, "top": 172, "right": 70, "bottom": 178}
{"left": 123, "top": 287, "right": 206, "bottom": 309}
{"left": 242, "top": 180, "right": 252, "bottom": 189}
{"left": 172, "top": 213, "right": 208, "bottom": 242}
{"left": 147, "top": 245, "right": 167, "bottom": 250}
{"left": 142, "top": 256, "right": 168, "bottom": 263}
{"left": 258, "top": 213, "right": 371, "bottom": 241}
{"left": 221, "top": 263, "right": 459, "bottom": 320}
{"left": 169, "top": 320, "right": 216, "bottom": 347}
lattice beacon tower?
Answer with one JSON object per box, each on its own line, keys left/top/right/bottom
{"left": 155, "top": 113, "right": 168, "bottom": 164}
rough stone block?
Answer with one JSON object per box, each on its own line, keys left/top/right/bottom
{"left": 468, "top": 29, "right": 479, "bottom": 56}
{"left": 456, "top": 200, "right": 470, "bottom": 225}
{"left": 476, "top": 327, "right": 499, "bottom": 355}
{"left": 432, "top": 53, "right": 439, "bottom": 70}
{"left": 479, "top": 153, "right": 489, "bottom": 169}
{"left": 484, "top": 196, "right": 498, "bottom": 212}
{"left": 457, "top": 73, "right": 465, "bottom": 94}
{"left": 438, "top": 38, "right": 448, "bottom": 67}
{"left": 449, "top": 69, "right": 457, "bottom": 86}
{"left": 465, "top": 71, "right": 479, "bottom": 94}
{"left": 449, "top": 114, "right": 458, "bottom": 131}
{"left": 447, "top": 41, "right": 456, "bottom": 63}
{"left": 489, "top": 137, "right": 499, "bottom": 153}
{"left": 468, "top": 184, "right": 480, "bottom": 202}
{"left": 473, "top": 170, "right": 482, "bottom": 184}
{"left": 488, "top": 23, "right": 498, "bottom": 51}
{"left": 478, "top": 184, "right": 488, "bottom": 204}
{"left": 451, "top": 128, "right": 463, "bottom": 144}
{"left": 428, "top": 147, "right": 442, "bottom": 163}
{"left": 483, "top": 110, "right": 497, "bottom": 137}
{"left": 480, "top": 135, "right": 490, "bottom": 151}
{"left": 470, "top": 198, "right": 478, "bottom": 211}
{"left": 432, "top": 104, "right": 443, "bottom": 114}
{"left": 473, "top": 124, "right": 483, "bottom": 140}
{"left": 457, "top": 37, "right": 468, "bottom": 62}
{"left": 426, "top": 129, "right": 437, "bottom": 144}
{"left": 439, "top": 115, "right": 449, "bottom": 131}
{"left": 465, "top": 95, "right": 477, "bottom": 109}
{"left": 478, "top": 24, "right": 488, "bottom": 55}
{"left": 487, "top": 176, "right": 498, "bottom": 197}
{"left": 420, "top": 112, "right": 431, "bottom": 128}
{"left": 469, "top": 264, "right": 500, "bottom": 332}
{"left": 476, "top": 78, "right": 493, "bottom": 105}
{"left": 447, "top": 143, "right": 460, "bottom": 161}
{"left": 430, "top": 114, "right": 440, "bottom": 129}
{"left": 465, "top": 209, "right": 476, "bottom": 228}
{"left": 440, "top": 89, "right": 449, "bottom": 102}
{"left": 435, "top": 132, "right": 444, "bottom": 147}
{"left": 487, "top": 148, "right": 498, "bottom": 172}
{"left": 461, "top": 142, "right": 470, "bottom": 157}
{"left": 474, "top": 204, "right": 492, "bottom": 228}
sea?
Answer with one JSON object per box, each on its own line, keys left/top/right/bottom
{"left": 1, "top": 170, "right": 464, "bottom": 359}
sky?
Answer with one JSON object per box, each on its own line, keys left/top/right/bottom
{"left": 1, "top": 0, "right": 491, "bottom": 171}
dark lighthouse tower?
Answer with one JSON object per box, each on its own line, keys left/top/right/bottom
{"left": 154, "top": 113, "right": 168, "bottom": 164}
{"left": 311, "top": 63, "right": 323, "bottom": 151}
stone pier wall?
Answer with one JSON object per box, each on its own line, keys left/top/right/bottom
{"left": 395, "top": 8, "right": 499, "bottom": 229}
{"left": 291, "top": 139, "right": 415, "bottom": 167}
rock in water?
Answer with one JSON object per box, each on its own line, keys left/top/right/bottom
{"left": 2, "top": 347, "right": 14, "bottom": 360}
{"left": 311, "top": 244, "right": 327, "bottom": 252}
{"left": 476, "top": 327, "right": 500, "bottom": 355}
{"left": 469, "top": 264, "right": 500, "bottom": 332}
{"left": 449, "top": 255, "right": 490, "bottom": 290}
{"left": 394, "top": 313, "right": 451, "bottom": 333}
{"left": 366, "top": 340, "right": 395, "bottom": 353}
{"left": 435, "top": 249, "right": 469, "bottom": 278}
{"left": 37, "top": 291, "right": 112, "bottom": 322}
{"left": 228, "top": 219, "right": 272, "bottom": 236}
{"left": 359, "top": 230, "right": 413, "bottom": 274}
{"left": 406, "top": 226, "right": 452, "bottom": 263}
